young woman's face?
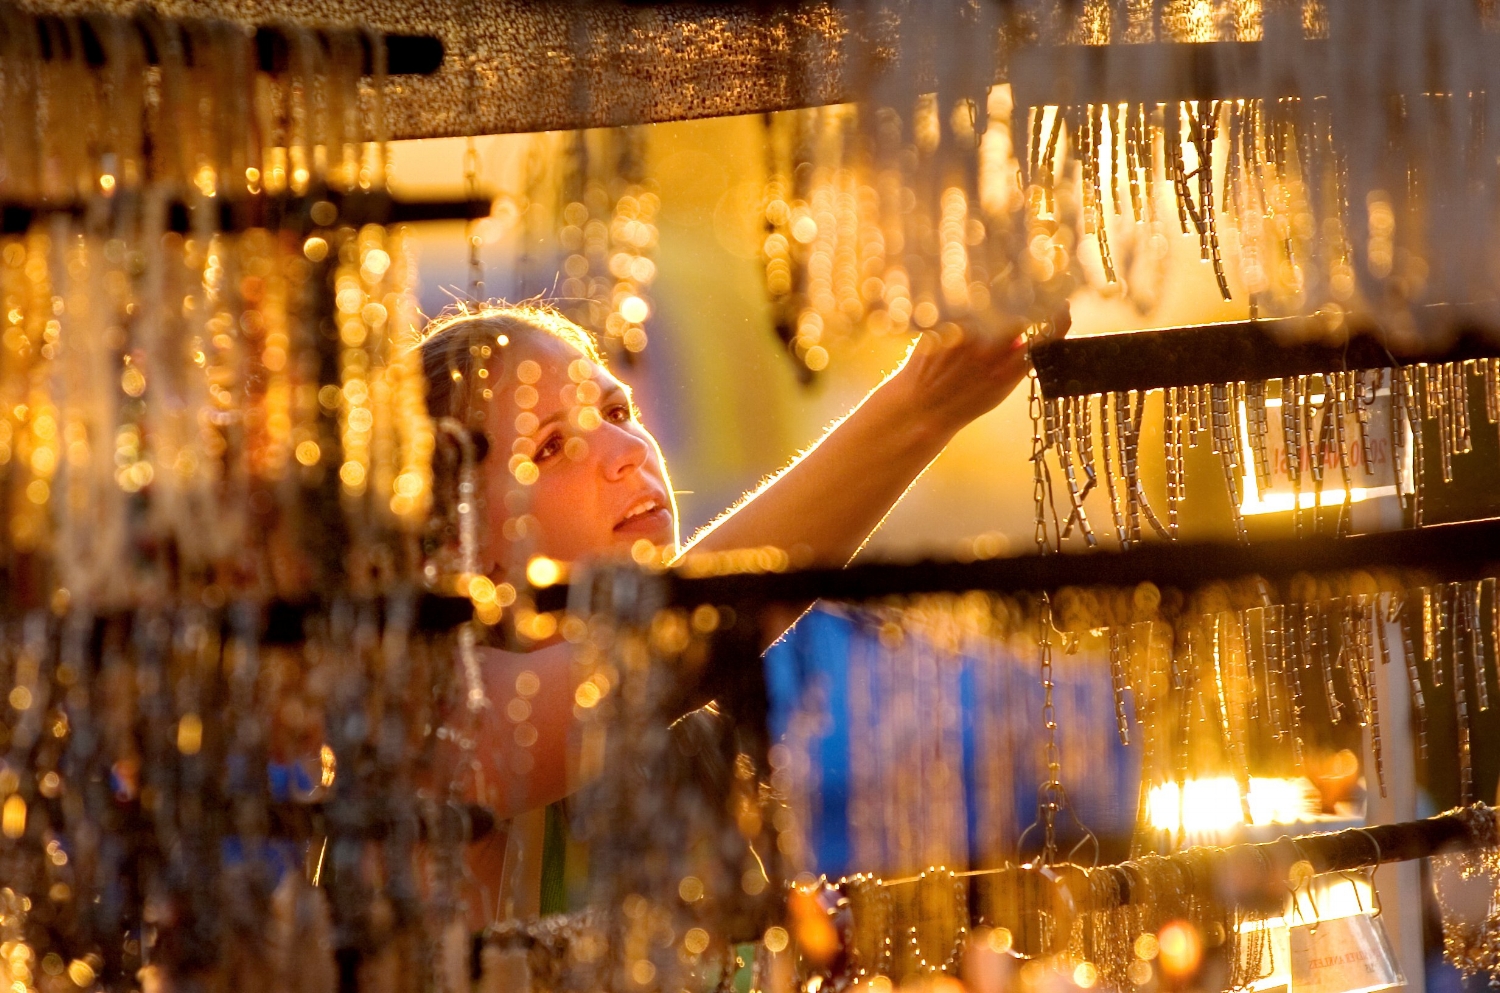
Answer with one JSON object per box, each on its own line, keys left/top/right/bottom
{"left": 476, "top": 332, "right": 677, "bottom": 573}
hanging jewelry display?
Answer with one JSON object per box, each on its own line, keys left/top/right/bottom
{"left": 555, "top": 128, "right": 660, "bottom": 360}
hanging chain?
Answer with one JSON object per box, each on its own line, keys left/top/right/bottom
{"left": 1038, "top": 595, "right": 1062, "bottom": 863}
{"left": 1027, "top": 328, "right": 1050, "bottom": 554}
{"left": 464, "top": 136, "right": 485, "bottom": 302}
{"left": 462, "top": 13, "right": 485, "bottom": 303}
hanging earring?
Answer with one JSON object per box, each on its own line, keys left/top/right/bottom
{"left": 1241, "top": 610, "right": 1260, "bottom": 725}
{"left": 1100, "top": 393, "right": 1127, "bottom": 548}
{"left": 1027, "top": 333, "right": 1052, "bottom": 554}
{"left": 1392, "top": 591, "right": 1428, "bottom": 762}
{"left": 1361, "top": 598, "right": 1387, "bottom": 798}
{"left": 1125, "top": 391, "right": 1168, "bottom": 540}
{"left": 1078, "top": 393, "right": 1098, "bottom": 504}
{"left": 1087, "top": 103, "right": 1117, "bottom": 283}
{"left": 1058, "top": 396, "right": 1097, "bottom": 547}
{"left": 1421, "top": 585, "right": 1437, "bottom": 681}
{"left": 1263, "top": 604, "right": 1287, "bottom": 745}
{"left": 1165, "top": 386, "right": 1182, "bottom": 537}
{"left": 1282, "top": 377, "right": 1305, "bottom": 535}
{"left": 1355, "top": 368, "right": 1376, "bottom": 475}
{"left": 1467, "top": 582, "right": 1489, "bottom": 712}
{"left": 1453, "top": 595, "right": 1475, "bottom": 806}
{"left": 1211, "top": 383, "right": 1248, "bottom": 542}
{"left": 1331, "top": 371, "right": 1355, "bottom": 536}
{"left": 1126, "top": 102, "right": 1144, "bottom": 223}
{"left": 1283, "top": 603, "right": 1307, "bottom": 769}
{"left": 1110, "top": 627, "right": 1130, "bottom": 746}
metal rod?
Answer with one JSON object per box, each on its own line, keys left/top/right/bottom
{"left": 855, "top": 806, "right": 1494, "bottom": 910}
{"left": 0, "top": 191, "right": 490, "bottom": 236}
{"left": 1029, "top": 309, "right": 1500, "bottom": 399}
{"left": 1110, "top": 805, "right": 1491, "bottom": 907}
{"left": 535, "top": 517, "right": 1500, "bottom": 612}
{"left": 50, "top": 15, "right": 443, "bottom": 76}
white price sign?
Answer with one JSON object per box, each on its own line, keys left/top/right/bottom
{"left": 1240, "top": 391, "right": 1405, "bottom": 517}
{"left": 1290, "top": 913, "right": 1406, "bottom": 993}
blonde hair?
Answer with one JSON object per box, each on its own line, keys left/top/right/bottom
{"left": 418, "top": 302, "right": 606, "bottom": 425}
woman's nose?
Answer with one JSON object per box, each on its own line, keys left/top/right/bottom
{"left": 600, "top": 424, "right": 651, "bottom": 481}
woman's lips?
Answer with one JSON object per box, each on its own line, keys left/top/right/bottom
{"left": 613, "top": 506, "right": 672, "bottom": 536}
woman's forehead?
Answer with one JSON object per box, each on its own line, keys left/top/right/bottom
{"left": 501, "top": 332, "right": 616, "bottom": 388}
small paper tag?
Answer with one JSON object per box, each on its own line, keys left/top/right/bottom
{"left": 1290, "top": 914, "right": 1405, "bottom": 993}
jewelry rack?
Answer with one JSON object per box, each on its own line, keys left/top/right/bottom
{"left": 28, "top": 15, "right": 445, "bottom": 77}
{"left": 1006, "top": 36, "right": 1500, "bottom": 107}
{"left": 0, "top": 593, "right": 477, "bottom": 643}
{"left": 858, "top": 804, "right": 1491, "bottom": 906}
{"left": 268, "top": 798, "right": 495, "bottom": 842}
{"left": 0, "top": 192, "right": 491, "bottom": 237}
{"left": 1030, "top": 315, "right": 1500, "bottom": 400}
{"left": 1107, "top": 805, "right": 1488, "bottom": 904}
{"left": 534, "top": 516, "right": 1500, "bottom": 613}
{"left": 11, "top": 0, "right": 1380, "bottom": 141}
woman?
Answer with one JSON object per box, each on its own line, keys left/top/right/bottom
{"left": 418, "top": 301, "right": 1066, "bottom": 921}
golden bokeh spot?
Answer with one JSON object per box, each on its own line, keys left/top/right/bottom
{"left": 574, "top": 682, "right": 601, "bottom": 708}
{"left": 690, "top": 604, "right": 719, "bottom": 633}
{"left": 619, "top": 295, "right": 649, "bottom": 324}
{"left": 516, "top": 359, "right": 542, "bottom": 384}
{"left": 468, "top": 575, "right": 497, "bottom": 604}
{"left": 515, "top": 670, "right": 542, "bottom": 697}
{"left": 2, "top": 795, "right": 25, "bottom": 839}
{"left": 762, "top": 926, "right": 789, "bottom": 954}
{"left": 987, "top": 927, "right": 1014, "bottom": 954}
{"left": 629, "top": 959, "right": 656, "bottom": 986}
{"left": 67, "top": 960, "right": 95, "bottom": 987}
{"left": 526, "top": 556, "right": 563, "bottom": 587}
{"left": 176, "top": 713, "right": 203, "bottom": 755}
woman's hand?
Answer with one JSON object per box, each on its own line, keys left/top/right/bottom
{"left": 886, "top": 306, "right": 1071, "bottom": 448}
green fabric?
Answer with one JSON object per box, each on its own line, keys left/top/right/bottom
{"left": 539, "top": 800, "right": 569, "bottom": 916}
{"left": 733, "top": 943, "right": 755, "bottom": 993}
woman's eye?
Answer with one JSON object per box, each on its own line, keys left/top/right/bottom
{"left": 535, "top": 436, "right": 563, "bottom": 461}
{"left": 605, "top": 404, "right": 631, "bottom": 424}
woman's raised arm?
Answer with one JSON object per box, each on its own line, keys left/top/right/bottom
{"left": 678, "top": 312, "right": 1066, "bottom": 568}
